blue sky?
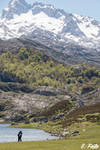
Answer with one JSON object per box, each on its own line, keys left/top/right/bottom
{"left": 0, "top": 0, "right": 100, "bottom": 21}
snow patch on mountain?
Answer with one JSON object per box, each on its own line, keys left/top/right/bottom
{"left": 73, "top": 14, "right": 100, "bottom": 39}
{"left": 0, "top": 10, "right": 65, "bottom": 39}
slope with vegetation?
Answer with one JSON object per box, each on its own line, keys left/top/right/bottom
{"left": 0, "top": 47, "right": 100, "bottom": 139}
{"left": 0, "top": 47, "right": 100, "bottom": 89}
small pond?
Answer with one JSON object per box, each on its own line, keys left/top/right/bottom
{"left": 0, "top": 124, "right": 58, "bottom": 143}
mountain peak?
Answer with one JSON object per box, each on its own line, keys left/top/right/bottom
{"left": 2, "top": 0, "right": 31, "bottom": 19}
{"left": 31, "top": 2, "right": 66, "bottom": 18}
{"left": 1, "top": 0, "right": 66, "bottom": 20}
{"left": 8, "top": 0, "right": 27, "bottom": 7}
{"left": 32, "top": 2, "right": 54, "bottom": 8}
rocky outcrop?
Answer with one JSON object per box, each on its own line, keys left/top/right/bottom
{"left": 0, "top": 85, "right": 71, "bottom": 122}
{"left": 0, "top": 81, "right": 100, "bottom": 123}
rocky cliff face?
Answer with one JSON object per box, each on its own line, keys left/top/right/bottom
{"left": 0, "top": 84, "right": 72, "bottom": 122}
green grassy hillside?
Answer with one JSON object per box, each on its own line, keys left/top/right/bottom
{"left": 0, "top": 47, "right": 100, "bottom": 91}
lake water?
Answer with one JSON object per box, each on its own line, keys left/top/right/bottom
{"left": 0, "top": 124, "right": 58, "bottom": 143}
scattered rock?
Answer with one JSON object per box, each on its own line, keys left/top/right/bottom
{"left": 72, "top": 130, "right": 79, "bottom": 136}
{"left": 82, "top": 129, "right": 86, "bottom": 132}
{"left": 51, "top": 113, "right": 64, "bottom": 121}
{"left": 61, "top": 131, "right": 70, "bottom": 137}
{"left": 32, "top": 117, "right": 48, "bottom": 123}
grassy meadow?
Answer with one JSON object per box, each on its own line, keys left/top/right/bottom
{"left": 0, "top": 122, "right": 100, "bottom": 150}
{"left": 0, "top": 138, "right": 99, "bottom": 150}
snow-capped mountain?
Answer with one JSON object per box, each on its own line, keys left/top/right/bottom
{"left": 0, "top": 0, "right": 100, "bottom": 50}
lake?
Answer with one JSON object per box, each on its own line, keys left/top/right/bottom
{"left": 0, "top": 124, "right": 58, "bottom": 143}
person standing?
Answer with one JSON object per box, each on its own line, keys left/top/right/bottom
{"left": 18, "top": 131, "right": 23, "bottom": 142}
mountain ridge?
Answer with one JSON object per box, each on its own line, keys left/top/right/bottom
{"left": 1, "top": 38, "right": 100, "bottom": 67}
